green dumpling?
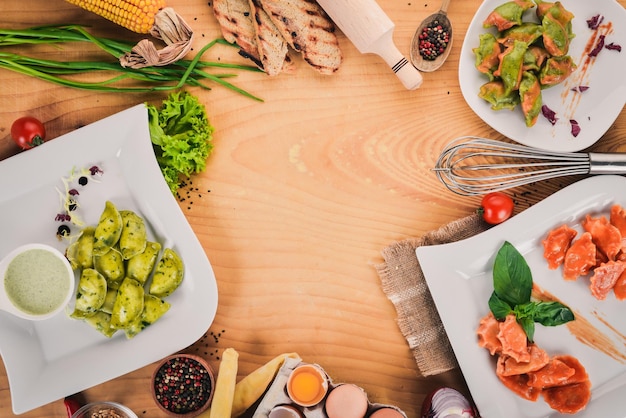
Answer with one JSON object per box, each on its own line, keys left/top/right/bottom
{"left": 149, "top": 248, "right": 184, "bottom": 298}
{"left": 483, "top": 0, "right": 535, "bottom": 31}
{"left": 83, "top": 311, "right": 117, "bottom": 338}
{"left": 495, "top": 40, "right": 528, "bottom": 95}
{"left": 542, "top": 12, "right": 570, "bottom": 56}
{"left": 519, "top": 71, "right": 542, "bottom": 127}
{"left": 479, "top": 80, "right": 521, "bottom": 110}
{"left": 125, "top": 295, "right": 171, "bottom": 339}
{"left": 119, "top": 210, "right": 147, "bottom": 260}
{"left": 73, "top": 268, "right": 107, "bottom": 316}
{"left": 473, "top": 33, "right": 502, "bottom": 80}
{"left": 110, "top": 278, "right": 145, "bottom": 329}
{"left": 127, "top": 241, "right": 162, "bottom": 285}
{"left": 93, "top": 201, "right": 123, "bottom": 256}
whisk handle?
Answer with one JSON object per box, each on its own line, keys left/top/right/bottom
{"left": 589, "top": 153, "right": 626, "bottom": 174}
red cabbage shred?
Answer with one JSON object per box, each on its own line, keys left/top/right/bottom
{"left": 589, "top": 35, "right": 606, "bottom": 57}
{"left": 606, "top": 42, "right": 622, "bottom": 52}
{"left": 570, "top": 120, "right": 581, "bottom": 137}
{"left": 541, "top": 105, "right": 558, "bottom": 125}
{"left": 587, "top": 14, "right": 604, "bottom": 30}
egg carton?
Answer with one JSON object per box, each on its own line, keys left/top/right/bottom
{"left": 252, "top": 357, "right": 408, "bottom": 418}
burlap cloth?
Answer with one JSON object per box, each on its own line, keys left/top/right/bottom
{"left": 375, "top": 213, "right": 489, "bottom": 376}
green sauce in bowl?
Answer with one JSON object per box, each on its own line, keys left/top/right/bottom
{"left": 1, "top": 244, "right": 74, "bottom": 320}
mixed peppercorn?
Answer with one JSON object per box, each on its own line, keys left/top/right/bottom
{"left": 153, "top": 356, "right": 213, "bottom": 415}
{"left": 418, "top": 19, "right": 450, "bottom": 61}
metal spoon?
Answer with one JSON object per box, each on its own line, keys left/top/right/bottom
{"left": 410, "top": 0, "right": 453, "bottom": 72}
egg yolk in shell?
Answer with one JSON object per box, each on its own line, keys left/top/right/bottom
{"left": 287, "top": 365, "right": 327, "bottom": 406}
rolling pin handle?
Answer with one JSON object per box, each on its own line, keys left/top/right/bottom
{"left": 371, "top": 31, "right": 423, "bottom": 90}
{"left": 393, "top": 57, "right": 423, "bottom": 90}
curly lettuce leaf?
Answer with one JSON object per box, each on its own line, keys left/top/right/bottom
{"left": 146, "top": 91, "right": 214, "bottom": 194}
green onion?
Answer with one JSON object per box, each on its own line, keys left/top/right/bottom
{"left": 0, "top": 24, "right": 263, "bottom": 101}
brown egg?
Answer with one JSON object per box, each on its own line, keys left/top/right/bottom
{"left": 268, "top": 404, "right": 304, "bottom": 418}
{"left": 369, "top": 407, "right": 405, "bottom": 418}
{"left": 325, "top": 384, "right": 369, "bottom": 418}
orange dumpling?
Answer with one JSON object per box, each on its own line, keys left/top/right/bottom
{"left": 543, "top": 224, "right": 577, "bottom": 269}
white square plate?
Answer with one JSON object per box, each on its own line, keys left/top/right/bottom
{"left": 417, "top": 175, "right": 626, "bottom": 417}
{"left": 459, "top": 0, "right": 626, "bottom": 152}
{"left": 0, "top": 105, "right": 218, "bottom": 414}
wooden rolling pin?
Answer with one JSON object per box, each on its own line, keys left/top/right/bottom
{"left": 316, "top": 0, "right": 423, "bottom": 90}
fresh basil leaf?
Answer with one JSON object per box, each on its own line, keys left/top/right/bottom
{"left": 513, "top": 301, "right": 536, "bottom": 318}
{"left": 532, "top": 301, "right": 575, "bottom": 326}
{"left": 493, "top": 241, "right": 532, "bottom": 306}
{"left": 488, "top": 292, "right": 513, "bottom": 320}
{"left": 518, "top": 316, "right": 535, "bottom": 343}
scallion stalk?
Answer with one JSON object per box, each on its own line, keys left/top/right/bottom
{"left": 0, "top": 24, "right": 263, "bottom": 100}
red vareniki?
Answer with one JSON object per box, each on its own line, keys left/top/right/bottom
{"left": 477, "top": 313, "right": 591, "bottom": 414}
{"left": 542, "top": 204, "right": 626, "bottom": 300}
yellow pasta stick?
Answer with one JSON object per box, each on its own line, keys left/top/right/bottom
{"left": 200, "top": 352, "right": 301, "bottom": 418}
{"left": 209, "top": 348, "right": 239, "bottom": 418}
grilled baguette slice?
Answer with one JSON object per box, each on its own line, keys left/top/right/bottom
{"left": 258, "top": 0, "right": 342, "bottom": 75}
{"left": 212, "top": 0, "right": 262, "bottom": 67}
{"left": 249, "top": 0, "right": 294, "bottom": 76}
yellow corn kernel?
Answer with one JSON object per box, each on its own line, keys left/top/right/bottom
{"left": 66, "top": 0, "right": 167, "bottom": 34}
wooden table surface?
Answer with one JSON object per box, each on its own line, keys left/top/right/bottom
{"left": 1, "top": 0, "right": 625, "bottom": 417}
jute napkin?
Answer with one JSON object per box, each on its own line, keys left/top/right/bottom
{"left": 375, "top": 213, "right": 489, "bottom": 376}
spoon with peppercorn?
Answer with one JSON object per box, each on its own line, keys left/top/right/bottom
{"left": 410, "top": 0, "right": 453, "bottom": 72}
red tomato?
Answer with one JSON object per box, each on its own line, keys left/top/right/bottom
{"left": 10, "top": 116, "right": 46, "bottom": 150}
{"left": 480, "top": 192, "right": 514, "bottom": 225}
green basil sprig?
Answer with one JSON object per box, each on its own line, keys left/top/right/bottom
{"left": 488, "top": 241, "right": 575, "bottom": 342}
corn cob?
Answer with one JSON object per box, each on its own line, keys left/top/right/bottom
{"left": 65, "top": 0, "right": 166, "bottom": 34}
{"left": 65, "top": 0, "right": 194, "bottom": 68}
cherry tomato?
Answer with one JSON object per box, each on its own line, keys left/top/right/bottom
{"left": 10, "top": 116, "right": 46, "bottom": 150}
{"left": 479, "top": 192, "right": 514, "bottom": 225}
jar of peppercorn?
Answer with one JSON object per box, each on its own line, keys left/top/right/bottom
{"left": 151, "top": 353, "right": 215, "bottom": 417}
{"left": 71, "top": 401, "right": 137, "bottom": 418}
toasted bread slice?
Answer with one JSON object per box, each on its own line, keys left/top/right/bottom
{"left": 249, "top": 0, "right": 295, "bottom": 76}
{"left": 212, "top": 0, "right": 262, "bottom": 68}
{"left": 258, "top": 0, "right": 342, "bottom": 74}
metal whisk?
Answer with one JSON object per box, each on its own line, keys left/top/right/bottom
{"left": 434, "top": 136, "right": 626, "bottom": 196}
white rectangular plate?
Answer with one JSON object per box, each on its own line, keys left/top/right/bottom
{"left": 417, "top": 175, "right": 626, "bottom": 418}
{"left": 0, "top": 105, "right": 218, "bottom": 414}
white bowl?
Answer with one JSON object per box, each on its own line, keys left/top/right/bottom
{"left": 0, "top": 243, "right": 74, "bottom": 321}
